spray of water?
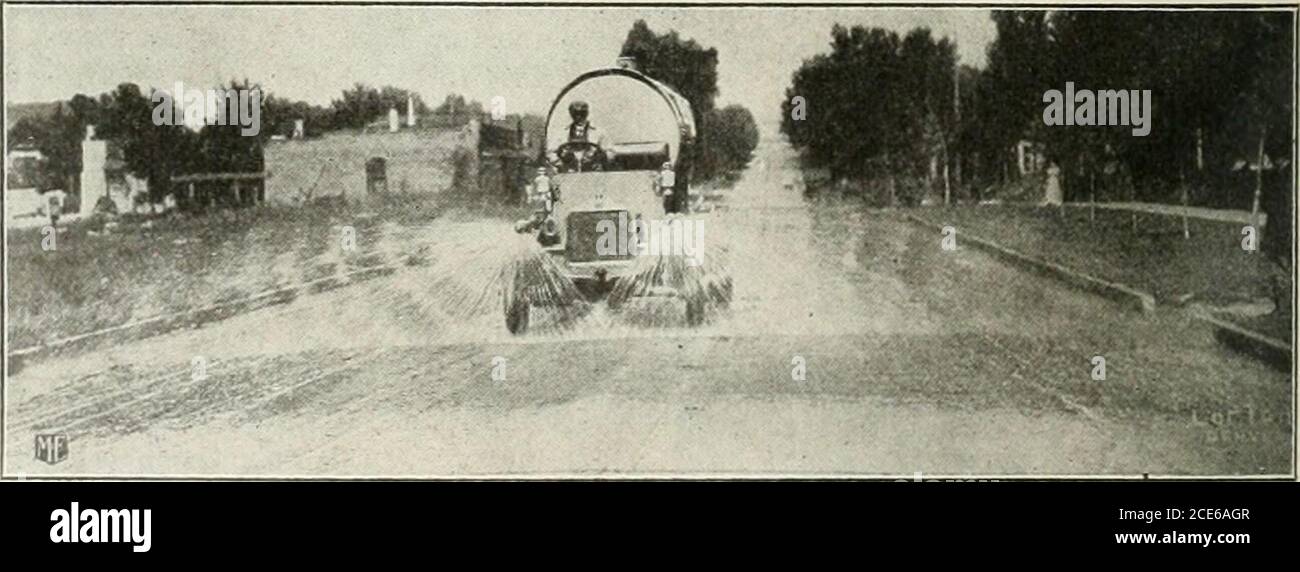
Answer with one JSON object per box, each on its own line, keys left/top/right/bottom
{"left": 350, "top": 220, "right": 584, "bottom": 337}
{"left": 362, "top": 213, "right": 734, "bottom": 339}
{"left": 409, "top": 225, "right": 589, "bottom": 329}
{"left": 607, "top": 231, "right": 733, "bottom": 325}
{"left": 497, "top": 240, "right": 591, "bottom": 329}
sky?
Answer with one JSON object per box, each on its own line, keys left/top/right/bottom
{"left": 4, "top": 5, "right": 994, "bottom": 128}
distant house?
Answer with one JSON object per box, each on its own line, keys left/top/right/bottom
{"left": 5, "top": 142, "right": 45, "bottom": 219}
{"left": 1015, "top": 139, "right": 1046, "bottom": 176}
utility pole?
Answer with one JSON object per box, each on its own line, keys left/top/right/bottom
{"left": 948, "top": 63, "right": 961, "bottom": 205}
{"left": 1180, "top": 166, "right": 1190, "bottom": 240}
{"left": 1196, "top": 127, "right": 1204, "bottom": 172}
{"left": 1089, "top": 171, "right": 1096, "bottom": 224}
{"left": 1250, "top": 127, "right": 1266, "bottom": 229}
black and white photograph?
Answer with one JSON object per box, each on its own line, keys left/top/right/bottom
{"left": 2, "top": 2, "right": 1295, "bottom": 485}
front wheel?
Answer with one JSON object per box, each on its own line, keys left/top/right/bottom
{"left": 503, "top": 282, "right": 530, "bottom": 335}
{"left": 685, "top": 297, "right": 705, "bottom": 327}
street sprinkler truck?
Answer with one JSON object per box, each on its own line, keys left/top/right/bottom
{"left": 504, "top": 59, "right": 732, "bottom": 334}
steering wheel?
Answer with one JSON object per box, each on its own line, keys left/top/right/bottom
{"left": 555, "top": 141, "right": 605, "bottom": 173}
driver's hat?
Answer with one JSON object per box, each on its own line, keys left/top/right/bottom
{"left": 662, "top": 162, "right": 673, "bottom": 170}
{"left": 536, "top": 166, "right": 548, "bottom": 174}
{"left": 568, "top": 100, "right": 589, "bottom": 120}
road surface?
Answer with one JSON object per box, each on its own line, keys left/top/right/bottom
{"left": 5, "top": 137, "right": 1292, "bottom": 477}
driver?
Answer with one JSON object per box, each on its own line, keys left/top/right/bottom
{"left": 567, "top": 101, "right": 597, "bottom": 143}
{"left": 549, "top": 100, "right": 614, "bottom": 171}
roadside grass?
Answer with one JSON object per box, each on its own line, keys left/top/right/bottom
{"left": 5, "top": 195, "right": 464, "bottom": 351}
{"left": 914, "top": 204, "right": 1284, "bottom": 303}
{"left": 888, "top": 206, "right": 1289, "bottom": 455}
{"left": 912, "top": 204, "right": 1291, "bottom": 352}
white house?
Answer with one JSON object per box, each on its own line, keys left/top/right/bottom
{"left": 5, "top": 144, "right": 45, "bottom": 220}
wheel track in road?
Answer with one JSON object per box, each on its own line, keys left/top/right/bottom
{"left": 255, "top": 346, "right": 487, "bottom": 474}
{"left": 9, "top": 268, "right": 377, "bottom": 398}
{"left": 11, "top": 360, "right": 227, "bottom": 430}
{"left": 8, "top": 249, "right": 427, "bottom": 436}
{"left": 22, "top": 348, "right": 389, "bottom": 441}
{"left": 237, "top": 347, "right": 390, "bottom": 416}
{"left": 980, "top": 335, "right": 1104, "bottom": 424}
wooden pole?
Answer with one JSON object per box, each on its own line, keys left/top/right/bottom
{"left": 943, "top": 149, "right": 951, "bottom": 206}
{"left": 1129, "top": 169, "right": 1137, "bottom": 233}
{"left": 949, "top": 62, "right": 960, "bottom": 204}
{"left": 1056, "top": 164, "right": 1064, "bottom": 219}
{"left": 889, "top": 174, "right": 897, "bottom": 208}
{"left": 1089, "top": 171, "right": 1096, "bottom": 224}
{"left": 887, "top": 151, "right": 897, "bottom": 207}
{"left": 1181, "top": 167, "right": 1190, "bottom": 240}
{"left": 1250, "top": 128, "right": 1266, "bottom": 229}
{"left": 1196, "top": 128, "right": 1204, "bottom": 172}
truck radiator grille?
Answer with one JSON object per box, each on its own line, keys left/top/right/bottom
{"left": 566, "top": 210, "right": 632, "bottom": 263}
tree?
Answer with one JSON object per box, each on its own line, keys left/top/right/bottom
{"left": 330, "top": 83, "right": 384, "bottom": 130}
{"left": 968, "top": 10, "right": 1294, "bottom": 208}
{"left": 977, "top": 11, "right": 1053, "bottom": 186}
{"left": 331, "top": 84, "right": 432, "bottom": 130}
{"left": 899, "top": 28, "right": 958, "bottom": 199}
{"left": 262, "top": 93, "right": 335, "bottom": 138}
{"left": 430, "top": 94, "right": 483, "bottom": 126}
{"left": 378, "top": 86, "right": 429, "bottom": 118}
{"left": 96, "top": 83, "right": 195, "bottom": 202}
{"left": 781, "top": 24, "right": 958, "bottom": 204}
{"left": 195, "top": 79, "right": 265, "bottom": 175}
{"left": 620, "top": 20, "right": 720, "bottom": 122}
{"left": 698, "top": 105, "right": 760, "bottom": 180}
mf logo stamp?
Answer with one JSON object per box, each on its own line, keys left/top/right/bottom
{"left": 35, "top": 433, "right": 69, "bottom": 465}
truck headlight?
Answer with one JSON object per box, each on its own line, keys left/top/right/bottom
{"left": 542, "top": 216, "right": 560, "bottom": 237}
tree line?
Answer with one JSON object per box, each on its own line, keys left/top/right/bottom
{"left": 782, "top": 24, "right": 959, "bottom": 205}
{"left": 781, "top": 10, "right": 1293, "bottom": 214}
{"left": 6, "top": 81, "right": 480, "bottom": 205}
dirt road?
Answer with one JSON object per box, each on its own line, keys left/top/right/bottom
{"left": 5, "top": 137, "right": 1291, "bottom": 477}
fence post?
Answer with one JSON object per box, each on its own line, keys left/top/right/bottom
{"left": 1089, "top": 171, "right": 1096, "bottom": 224}
{"left": 1130, "top": 177, "right": 1137, "bottom": 233}
{"left": 1250, "top": 129, "right": 1266, "bottom": 230}
{"left": 1181, "top": 167, "right": 1190, "bottom": 240}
